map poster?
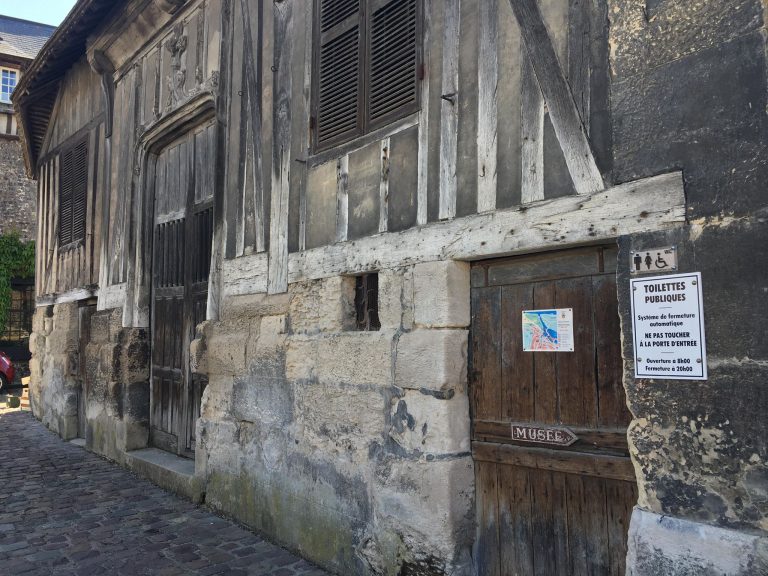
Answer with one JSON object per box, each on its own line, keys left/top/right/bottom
{"left": 630, "top": 272, "right": 707, "bottom": 380}
{"left": 522, "top": 308, "right": 574, "bottom": 352}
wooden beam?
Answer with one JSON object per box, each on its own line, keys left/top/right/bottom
{"left": 476, "top": 0, "right": 498, "bottom": 213}
{"left": 335, "top": 155, "right": 349, "bottom": 242}
{"left": 267, "top": 0, "right": 292, "bottom": 294}
{"left": 438, "top": 0, "right": 460, "bottom": 220}
{"left": 520, "top": 55, "right": 544, "bottom": 204}
{"left": 222, "top": 172, "right": 685, "bottom": 296}
{"left": 379, "top": 138, "right": 390, "bottom": 233}
{"left": 508, "top": 0, "right": 604, "bottom": 195}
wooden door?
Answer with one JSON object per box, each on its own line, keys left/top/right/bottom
{"left": 151, "top": 124, "right": 215, "bottom": 457}
{"left": 470, "top": 246, "right": 637, "bottom": 576}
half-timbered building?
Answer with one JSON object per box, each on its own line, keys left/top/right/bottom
{"left": 15, "top": 0, "right": 768, "bottom": 574}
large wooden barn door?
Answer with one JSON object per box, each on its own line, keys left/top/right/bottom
{"left": 470, "top": 246, "right": 637, "bottom": 575}
{"left": 151, "top": 124, "right": 215, "bottom": 457}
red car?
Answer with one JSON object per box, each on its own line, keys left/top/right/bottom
{"left": 0, "top": 351, "right": 14, "bottom": 391}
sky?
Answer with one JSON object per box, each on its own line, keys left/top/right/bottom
{"left": 0, "top": 0, "right": 77, "bottom": 27}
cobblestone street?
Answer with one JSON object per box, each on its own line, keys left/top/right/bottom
{"left": 0, "top": 411, "right": 329, "bottom": 576}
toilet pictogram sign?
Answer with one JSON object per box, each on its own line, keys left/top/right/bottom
{"left": 630, "top": 246, "right": 677, "bottom": 275}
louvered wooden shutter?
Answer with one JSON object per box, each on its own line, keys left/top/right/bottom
{"left": 71, "top": 139, "right": 89, "bottom": 243}
{"left": 315, "top": 0, "right": 363, "bottom": 149}
{"left": 58, "top": 138, "right": 89, "bottom": 247}
{"left": 58, "top": 149, "right": 74, "bottom": 246}
{"left": 367, "top": 0, "right": 419, "bottom": 129}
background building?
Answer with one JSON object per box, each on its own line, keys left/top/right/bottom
{"left": 0, "top": 16, "right": 54, "bottom": 381}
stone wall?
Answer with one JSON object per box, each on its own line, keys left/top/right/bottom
{"left": 29, "top": 303, "right": 79, "bottom": 438}
{"left": 610, "top": 0, "right": 768, "bottom": 572}
{"left": 83, "top": 308, "right": 150, "bottom": 463}
{"left": 196, "top": 262, "right": 474, "bottom": 576}
{"left": 0, "top": 137, "right": 36, "bottom": 242}
{"left": 29, "top": 304, "right": 150, "bottom": 463}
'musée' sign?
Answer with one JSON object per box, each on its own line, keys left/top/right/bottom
{"left": 510, "top": 423, "right": 578, "bottom": 447}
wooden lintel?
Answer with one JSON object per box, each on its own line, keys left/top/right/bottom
{"left": 508, "top": 0, "right": 604, "bottom": 195}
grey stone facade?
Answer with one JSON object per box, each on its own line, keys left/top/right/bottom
{"left": 0, "top": 137, "right": 36, "bottom": 241}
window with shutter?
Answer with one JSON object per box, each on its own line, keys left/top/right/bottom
{"left": 58, "top": 137, "right": 89, "bottom": 248}
{"left": 313, "top": 0, "right": 420, "bottom": 152}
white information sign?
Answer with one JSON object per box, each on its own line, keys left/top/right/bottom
{"left": 522, "top": 308, "right": 574, "bottom": 352}
{"left": 630, "top": 272, "right": 707, "bottom": 380}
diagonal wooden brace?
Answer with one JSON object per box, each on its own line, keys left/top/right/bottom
{"left": 508, "top": 0, "right": 605, "bottom": 195}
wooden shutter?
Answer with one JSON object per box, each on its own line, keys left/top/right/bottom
{"left": 71, "top": 139, "right": 89, "bottom": 243}
{"left": 315, "top": 0, "right": 363, "bottom": 149}
{"left": 58, "top": 149, "right": 74, "bottom": 246}
{"left": 367, "top": 0, "right": 419, "bottom": 129}
{"left": 57, "top": 137, "right": 89, "bottom": 247}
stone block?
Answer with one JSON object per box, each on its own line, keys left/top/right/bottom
{"left": 395, "top": 329, "right": 468, "bottom": 393}
{"left": 294, "top": 379, "right": 388, "bottom": 462}
{"left": 220, "top": 292, "right": 291, "bottom": 322}
{"left": 89, "top": 311, "right": 112, "bottom": 344}
{"left": 413, "top": 261, "right": 470, "bottom": 328}
{"left": 378, "top": 268, "right": 414, "bottom": 330}
{"left": 627, "top": 508, "right": 768, "bottom": 576}
{"left": 372, "top": 455, "right": 475, "bottom": 564}
{"left": 206, "top": 329, "right": 248, "bottom": 377}
{"left": 289, "top": 276, "right": 355, "bottom": 334}
{"left": 389, "top": 390, "right": 470, "bottom": 455}
{"left": 286, "top": 332, "right": 393, "bottom": 387}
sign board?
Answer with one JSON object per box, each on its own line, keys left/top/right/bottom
{"left": 511, "top": 423, "right": 578, "bottom": 447}
{"left": 630, "top": 246, "right": 677, "bottom": 275}
{"left": 522, "top": 308, "right": 574, "bottom": 352}
{"left": 630, "top": 272, "right": 707, "bottom": 380}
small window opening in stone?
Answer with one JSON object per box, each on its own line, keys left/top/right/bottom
{"left": 355, "top": 273, "right": 381, "bottom": 331}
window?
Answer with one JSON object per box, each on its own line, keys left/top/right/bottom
{"left": 313, "top": 0, "right": 421, "bottom": 151}
{"left": 0, "top": 68, "right": 17, "bottom": 103}
{"left": 354, "top": 273, "right": 380, "bottom": 331}
{"left": 58, "top": 138, "right": 89, "bottom": 247}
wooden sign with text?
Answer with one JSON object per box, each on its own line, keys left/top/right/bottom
{"left": 510, "top": 423, "right": 578, "bottom": 447}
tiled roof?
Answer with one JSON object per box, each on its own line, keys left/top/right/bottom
{"left": 0, "top": 15, "right": 56, "bottom": 61}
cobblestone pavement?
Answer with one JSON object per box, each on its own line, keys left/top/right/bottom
{"left": 0, "top": 411, "right": 330, "bottom": 576}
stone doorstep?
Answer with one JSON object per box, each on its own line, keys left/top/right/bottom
{"left": 124, "top": 447, "right": 205, "bottom": 504}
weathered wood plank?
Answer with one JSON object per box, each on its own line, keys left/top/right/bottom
{"left": 379, "top": 138, "right": 390, "bottom": 233}
{"left": 416, "top": 0, "right": 431, "bottom": 225}
{"left": 267, "top": 0, "right": 292, "bottom": 294}
{"left": 555, "top": 276, "right": 597, "bottom": 427}
{"left": 426, "top": 0, "right": 443, "bottom": 223}
{"left": 335, "top": 155, "right": 349, "bottom": 243}
{"left": 508, "top": 0, "right": 604, "bottom": 195}
{"left": 472, "top": 286, "right": 502, "bottom": 421}
{"left": 288, "top": 0, "right": 310, "bottom": 254}
{"left": 241, "top": 0, "right": 266, "bottom": 254}
{"left": 501, "top": 283, "right": 534, "bottom": 421}
{"left": 472, "top": 441, "right": 635, "bottom": 482}
{"left": 477, "top": 0, "right": 498, "bottom": 213}
{"left": 438, "top": 0, "right": 460, "bottom": 220}
{"left": 475, "top": 461, "right": 501, "bottom": 576}
{"left": 520, "top": 55, "right": 544, "bottom": 204}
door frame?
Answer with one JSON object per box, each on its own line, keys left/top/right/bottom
{"left": 132, "top": 94, "right": 218, "bottom": 457}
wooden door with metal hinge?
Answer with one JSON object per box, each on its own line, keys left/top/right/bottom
{"left": 470, "top": 246, "right": 637, "bottom": 576}
{"left": 151, "top": 123, "right": 215, "bottom": 458}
